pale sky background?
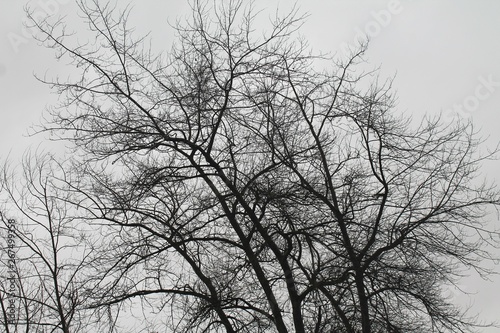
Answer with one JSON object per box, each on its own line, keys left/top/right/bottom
{"left": 1, "top": 0, "right": 500, "bottom": 331}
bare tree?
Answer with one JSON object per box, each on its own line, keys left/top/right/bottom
{"left": 0, "top": 152, "right": 96, "bottom": 333}
{"left": 14, "top": 0, "right": 500, "bottom": 332}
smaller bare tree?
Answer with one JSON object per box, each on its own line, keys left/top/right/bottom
{"left": 0, "top": 152, "right": 96, "bottom": 333}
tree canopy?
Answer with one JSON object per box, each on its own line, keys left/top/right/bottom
{"left": 1, "top": 1, "right": 499, "bottom": 332}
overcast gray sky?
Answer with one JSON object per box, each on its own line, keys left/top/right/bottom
{"left": 1, "top": 0, "right": 500, "bottom": 330}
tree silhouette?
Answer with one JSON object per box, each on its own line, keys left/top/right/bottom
{"left": 1, "top": 153, "right": 96, "bottom": 332}
{"left": 3, "top": 0, "right": 498, "bottom": 332}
